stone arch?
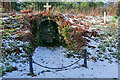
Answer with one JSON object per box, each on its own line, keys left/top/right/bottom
{"left": 36, "top": 16, "right": 57, "bottom": 30}
{"left": 26, "top": 13, "right": 62, "bottom": 46}
{"left": 36, "top": 18, "right": 59, "bottom": 46}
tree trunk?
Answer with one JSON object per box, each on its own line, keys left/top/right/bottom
{"left": 1, "top": 0, "right": 11, "bottom": 12}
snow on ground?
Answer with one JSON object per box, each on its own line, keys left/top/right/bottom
{"left": 1, "top": 13, "right": 119, "bottom": 78}
{"left": 2, "top": 45, "right": 118, "bottom": 78}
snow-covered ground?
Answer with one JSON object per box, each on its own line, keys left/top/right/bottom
{"left": 2, "top": 45, "right": 118, "bottom": 78}
{"left": 0, "top": 13, "right": 119, "bottom": 78}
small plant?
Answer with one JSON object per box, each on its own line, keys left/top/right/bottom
{"left": 99, "top": 59, "right": 104, "bottom": 62}
{"left": 108, "top": 59, "right": 113, "bottom": 63}
{"left": 115, "top": 39, "right": 119, "bottom": 43}
{"left": 95, "top": 37, "right": 99, "bottom": 41}
{"left": 4, "top": 32, "right": 9, "bottom": 36}
{"left": 21, "top": 54, "right": 27, "bottom": 57}
{"left": 91, "top": 56, "right": 97, "bottom": 62}
{"left": 114, "top": 15, "right": 118, "bottom": 19}
{"left": 5, "top": 63, "right": 9, "bottom": 66}
{"left": 101, "top": 46, "right": 106, "bottom": 52}
{"left": 111, "top": 20, "right": 115, "bottom": 23}
{"left": 98, "top": 51, "right": 103, "bottom": 55}
{"left": 110, "top": 52, "right": 118, "bottom": 55}
{"left": 105, "top": 43, "right": 110, "bottom": 47}
{"left": 108, "top": 48, "right": 113, "bottom": 52}
{"left": 104, "top": 55, "right": 108, "bottom": 59}
{"left": 46, "top": 70, "right": 51, "bottom": 72}
{"left": 2, "top": 36, "right": 7, "bottom": 39}
{"left": 9, "top": 42, "right": 14, "bottom": 46}
{"left": 103, "top": 40, "right": 108, "bottom": 43}
{"left": 12, "top": 59, "right": 17, "bottom": 62}
{"left": 5, "top": 47, "right": 12, "bottom": 53}
{"left": 109, "top": 39, "right": 112, "bottom": 43}
{"left": 99, "top": 36, "right": 104, "bottom": 40}
{"left": 6, "top": 65, "right": 17, "bottom": 72}
{"left": 98, "top": 44, "right": 103, "bottom": 48}
{"left": 66, "top": 54, "right": 74, "bottom": 58}
{"left": 97, "top": 54, "right": 101, "bottom": 58}
{"left": 107, "top": 33, "right": 112, "bottom": 36}
{"left": 19, "top": 64, "right": 22, "bottom": 67}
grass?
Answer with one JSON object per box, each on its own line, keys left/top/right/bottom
{"left": 105, "top": 42, "right": 110, "bottom": 47}
{"left": 97, "top": 54, "right": 102, "bottom": 58}
{"left": 98, "top": 44, "right": 103, "bottom": 48}
{"left": 5, "top": 65, "right": 17, "bottom": 72}
{"left": 0, "top": 65, "right": 3, "bottom": 77}
{"left": 108, "top": 48, "right": 113, "bottom": 52}
{"left": 103, "top": 55, "right": 109, "bottom": 60}
{"left": 101, "top": 46, "right": 106, "bottom": 52}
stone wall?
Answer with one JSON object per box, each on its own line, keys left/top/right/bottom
{"left": 30, "top": 16, "right": 60, "bottom": 46}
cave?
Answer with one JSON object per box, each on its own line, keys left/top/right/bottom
{"left": 37, "top": 20, "right": 60, "bottom": 46}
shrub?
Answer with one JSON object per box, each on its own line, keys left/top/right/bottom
{"left": 114, "top": 15, "right": 118, "bottom": 19}
{"left": 111, "top": 20, "right": 115, "bottom": 23}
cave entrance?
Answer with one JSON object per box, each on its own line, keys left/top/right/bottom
{"left": 38, "top": 20, "right": 59, "bottom": 46}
